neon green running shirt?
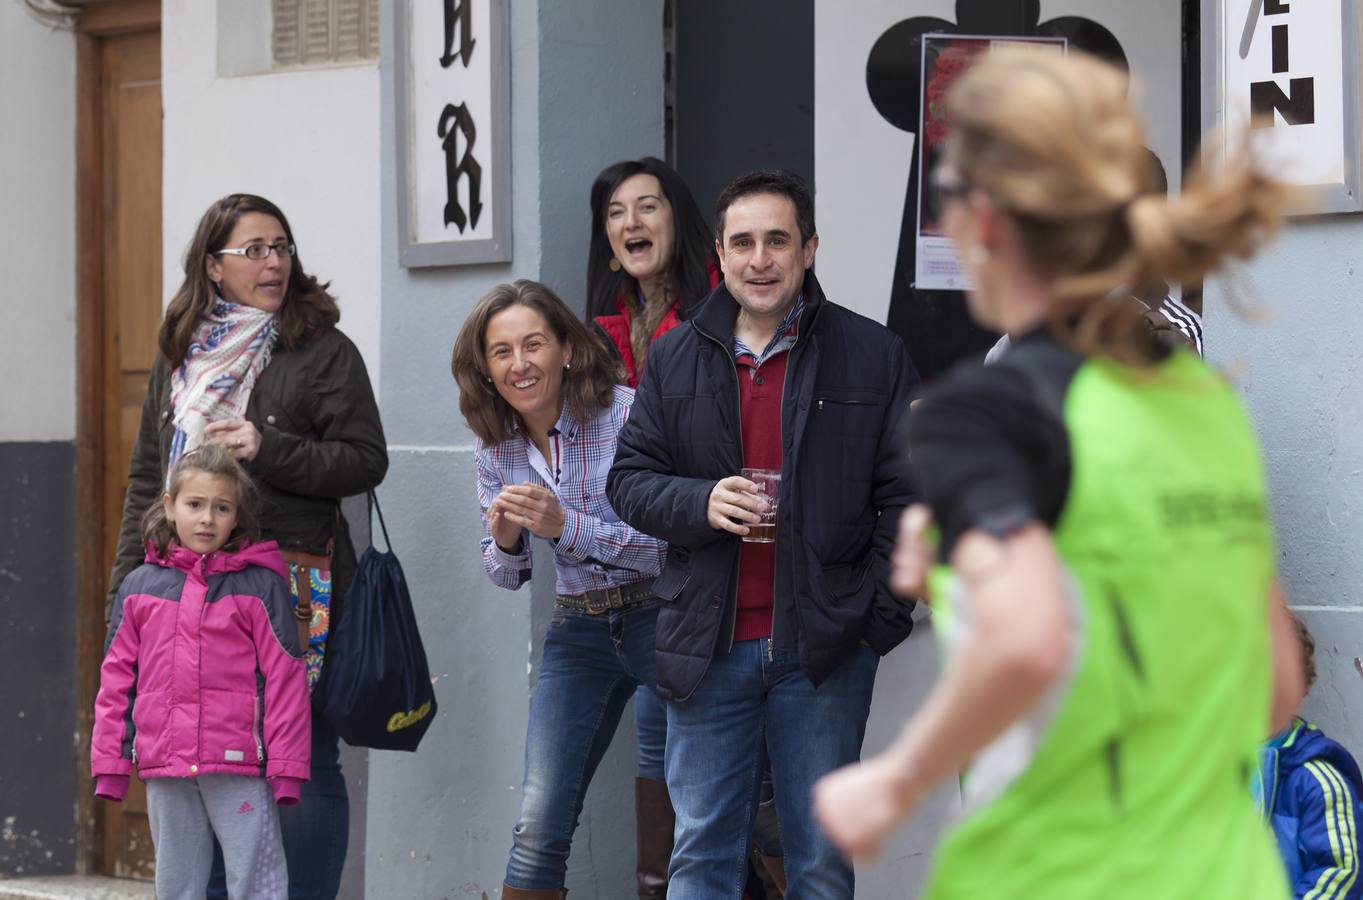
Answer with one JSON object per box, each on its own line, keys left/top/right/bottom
{"left": 911, "top": 331, "right": 1286, "bottom": 900}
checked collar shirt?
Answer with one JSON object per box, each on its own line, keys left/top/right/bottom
{"left": 475, "top": 385, "right": 665, "bottom": 595}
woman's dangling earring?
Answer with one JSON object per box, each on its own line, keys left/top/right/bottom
{"left": 564, "top": 361, "right": 571, "bottom": 370}
{"left": 608, "top": 258, "right": 622, "bottom": 272}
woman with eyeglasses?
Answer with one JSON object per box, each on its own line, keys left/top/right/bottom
{"left": 813, "top": 50, "right": 1303, "bottom": 899}
{"left": 106, "top": 193, "right": 388, "bottom": 900}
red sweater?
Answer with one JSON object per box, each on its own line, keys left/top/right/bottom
{"left": 734, "top": 351, "right": 787, "bottom": 642}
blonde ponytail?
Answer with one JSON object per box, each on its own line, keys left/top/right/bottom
{"left": 946, "top": 49, "right": 1294, "bottom": 364}
{"left": 1124, "top": 142, "right": 1293, "bottom": 287}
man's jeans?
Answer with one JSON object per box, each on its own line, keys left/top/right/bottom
{"left": 634, "top": 682, "right": 667, "bottom": 781}
{"left": 665, "top": 639, "right": 879, "bottom": 899}
{"left": 505, "top": 602, "right": 664, "bottom": 889}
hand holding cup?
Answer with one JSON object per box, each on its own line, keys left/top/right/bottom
{"left": 706, "top": 475, "right": 769, "bottom": 537}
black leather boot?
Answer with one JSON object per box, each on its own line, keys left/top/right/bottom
{"left": 635, "top": 776, "right": 675, "bottom": 898}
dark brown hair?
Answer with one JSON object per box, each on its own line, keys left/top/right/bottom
{"left": 452, "top": 280, "right": 621, "bottom": 445}
{"left": 141, "top": 443, "right": 261, "bottom": 556}
{"left": 945, "top": 50, "right": 1293, "bottom": 366}
{"left": 159, "top": 193, "right": 339, "bottom": 365}
{"left": 715, "top": 169, "right": 816, "bottom": 246}
{"left": 586, "top": 156, "right": 717, "bottom": 322}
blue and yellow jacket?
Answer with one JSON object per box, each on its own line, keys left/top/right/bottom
{"left": 1256, "top": 718, "right": 1363, "bottom": 899}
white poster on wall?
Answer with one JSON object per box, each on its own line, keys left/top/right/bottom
{"left": 815, "top": 0, "right": 1185, "bottom": 324}
{"left": 913, "top": 34, "right": 1066, "bottom": 291}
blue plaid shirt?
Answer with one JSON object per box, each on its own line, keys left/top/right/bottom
{"left": 475, "top": 385, "right": 666, "bottom": 595}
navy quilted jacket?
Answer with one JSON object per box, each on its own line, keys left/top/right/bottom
{"left": 607, "top": 271, "right": 919, "bottom": 700}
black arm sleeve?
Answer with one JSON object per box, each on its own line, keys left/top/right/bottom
{"left": 906, "top": 353, "right": 1073, "bottom": 559}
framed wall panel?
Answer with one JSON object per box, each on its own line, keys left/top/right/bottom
{"left": 395, "top": 0, "right": 512, "bottom": 266}
{"left": 1204, "top": 0, "right": 1363, "bottom": 214}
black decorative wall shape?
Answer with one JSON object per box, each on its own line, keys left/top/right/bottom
{"left": 866, "top": 0, "right": 1135, "bottom": 381}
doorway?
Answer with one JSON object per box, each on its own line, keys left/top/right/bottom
{"left": 74, "top": 0, "right": 162, "bottom": 879}
{"left": 669, "top": 0, "right": 814, "bottom": 226}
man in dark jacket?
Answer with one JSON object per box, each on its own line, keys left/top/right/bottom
{"left": 608, "top": 170, "right": 918, "bottom": 897}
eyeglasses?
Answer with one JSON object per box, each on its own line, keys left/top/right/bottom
{"left": 214, "top": 242, "right": 296, "bottom": 261}
{"left": 930, "top": 170, "right": 972, "bottom": 209}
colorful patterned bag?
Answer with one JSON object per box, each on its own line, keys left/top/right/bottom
{"left": 278, "top": 548, "right": 333, "bottom": 692}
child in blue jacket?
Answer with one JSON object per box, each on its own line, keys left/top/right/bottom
{"left": 1256, "top": 613, "right": 1363, "bottom": 899}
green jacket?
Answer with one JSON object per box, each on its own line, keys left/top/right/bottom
{"left": 106, "top": 326, "right": 388, "bottom": 622}
{"left": 924, "top": 345, "right": 1286, "bottom": 899}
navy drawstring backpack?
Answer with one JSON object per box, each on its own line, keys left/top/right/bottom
{"left": 316, "top": 492, "right": 437, "bottom": 751}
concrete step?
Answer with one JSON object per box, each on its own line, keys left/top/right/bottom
{"left": 0, "top": 875, "right": 153, "bottom": 900}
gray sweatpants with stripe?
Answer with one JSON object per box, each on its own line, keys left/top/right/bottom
{"left": 146, "top": 774, "right": 287, "bottom": 900}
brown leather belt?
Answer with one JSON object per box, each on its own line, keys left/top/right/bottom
{"left": 555, "top": 579, "right": 657, "bottom": 615}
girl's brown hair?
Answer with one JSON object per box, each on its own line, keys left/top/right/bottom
{"left": 141, "top": 443, "right": 261, "bottom": 556}
{"left": 159, "top": 193, "right": 340, "bottom": 365}
{"left": 945, "top": 49, "right": 1294, "bottom": 365}
{"left": 451, "top": 280, "right": 621, "bottom": 445}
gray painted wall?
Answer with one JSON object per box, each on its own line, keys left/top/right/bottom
{"left": 854, "top": 618, "right": 957, "bottom": 896}
{"left": 370, "top": 1, "right": 664, "bottom": 895}
{"left": 0, "top": 1, "right": 77, "bottom": 879}
{"left": 0, "top": 443, "right": 76, "bottom": 876}
{"left": 1208, "top": 217, "right": 1363, "bottom": 760}
{"left": 0, "top": 1, "right": 75, "bottom": 444}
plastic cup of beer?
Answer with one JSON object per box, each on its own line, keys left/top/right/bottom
{"left": 740, "top": 467, "right": 780, "bottom": 543}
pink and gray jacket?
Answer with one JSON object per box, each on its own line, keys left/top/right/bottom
{"left": 91, "top": 540, "right": 311, "bottom": 805}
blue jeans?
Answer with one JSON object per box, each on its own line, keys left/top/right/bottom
{"left": 207, "top": 715, "right": 349, "bottom": 900}
{"left": 665, "top": 640, "right": 879, "bottom": 899}
{"left": 505, "top": 602, "right": 663, "bottom": 890}
{"left": 634, "top": 683, "right": 667, "bottom": 781}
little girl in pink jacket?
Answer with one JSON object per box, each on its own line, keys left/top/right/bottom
{"left": 92, "top": 444, "right": 309, "bottom": 900}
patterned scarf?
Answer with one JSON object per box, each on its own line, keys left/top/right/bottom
{"left": 168, "top": 296, "right": 278, "bottom": 469}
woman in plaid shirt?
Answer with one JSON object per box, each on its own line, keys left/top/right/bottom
{"left": 452, "top": 279, "right": 667, "bottom": 900}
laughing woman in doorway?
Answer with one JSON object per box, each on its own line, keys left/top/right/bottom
{"left": 585, "top": 156, "right": 718, "bottom": 387}
{"left": 107, "top": 193, "right": 388, "bottom": 900}
{"left": 585, "top": 157, "right": 758, "bottom": 896}
{"left": 811, "top": 50, "right": 1304, "bottom": 899}
{"left": 453, "top": 279, "right": 666, "bottom": 900}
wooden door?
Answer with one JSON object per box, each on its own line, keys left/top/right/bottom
{"left": 75, "top": 2, "right": 162, "bottom": 880}
{"left": 99, "top": 27, "right": 162, "bottom": 878}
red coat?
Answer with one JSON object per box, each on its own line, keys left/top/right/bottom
{"left": 594, "top": 263, "right": 720, "bottom": 388}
